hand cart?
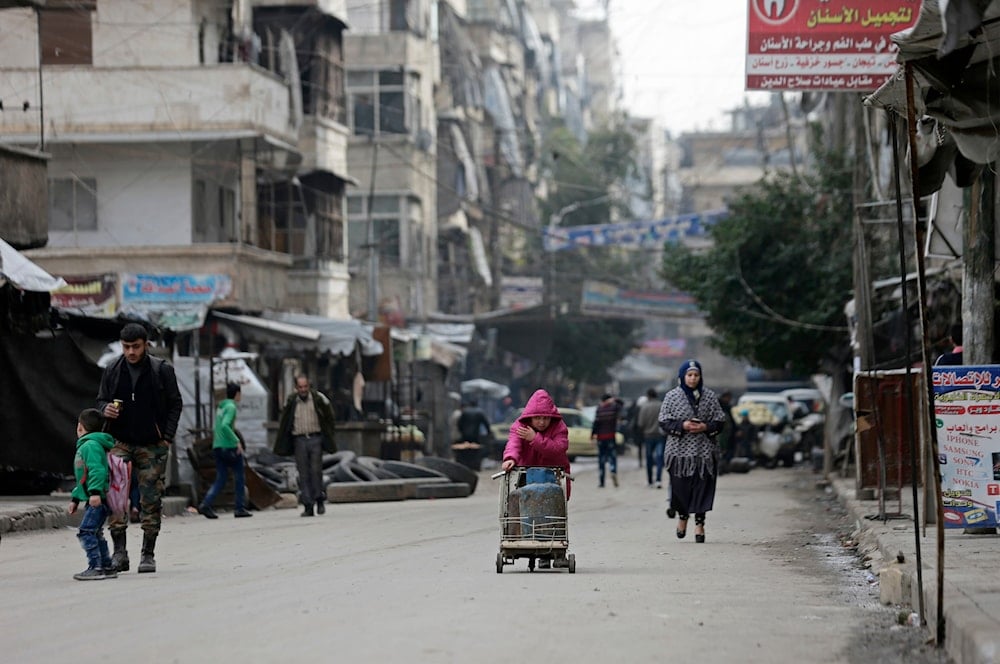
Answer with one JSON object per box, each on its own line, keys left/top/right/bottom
{"left": 492, "top": 466, "right": 575, "bottom": 573}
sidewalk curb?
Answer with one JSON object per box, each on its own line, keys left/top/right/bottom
{"left": 830, "top": 476, "right": 1000, "bottom": 664}
{"left": 0, "top": 496, "right": 191, "bottom": 535}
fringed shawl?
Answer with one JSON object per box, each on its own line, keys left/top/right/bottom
{"left": 658, "top": 385, "right": 726, "bottom": 478}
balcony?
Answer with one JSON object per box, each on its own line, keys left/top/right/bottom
{"left": 252, "top": 0, "right": 347, "bottom": 22}
{"left": 0, "top": 65, "right": 295, "bottom": 145}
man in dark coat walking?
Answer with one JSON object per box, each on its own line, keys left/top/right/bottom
{"left": 275, "top": 375, "right": 337, "bottom": 517}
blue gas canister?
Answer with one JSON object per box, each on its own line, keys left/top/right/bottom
{"left": 525, "top": 467, "right": 556, "bottom": 485}
{"left": 518, "top": 469, "right": 566, "bottom": 539}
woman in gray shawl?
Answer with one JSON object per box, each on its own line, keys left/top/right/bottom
{"left": 658, "top": 359, "right": 726, "bottom": 542}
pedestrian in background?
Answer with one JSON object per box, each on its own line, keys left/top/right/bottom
{"left": 591, "top": 392, "right": 623, "bottom": 488}
{"left": 456, "top": 398, "right": 491, "bottom": 445}
{"left": 68, "top": 408, "right": 118, "bottom": 580}
{"left": 658, "top": 360, "right": 725, "bottom": 543}
{"left": 97, "top": 323, "right": 183, "bottom": 574}
{"left": 198, "top": 382, "right": 252, "bottom": 519}
{"left": 734, "top": 409, "right": 758, "bottom": 459}
{"left": 636, "top": 388, "right": 664, "bottom": 488}
{"left": 627, "top": 394, "right": 646, "bottom": 468}
{"left": 274, "top": 375, "right": 337, "bottom": 517}
{"left": 717, "top": 390, "right": 737, "bottom": 470}
{"left": 935, "top": 323, "right": 964, "bottom": 366}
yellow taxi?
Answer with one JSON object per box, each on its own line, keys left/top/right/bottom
{"left": 490, "top": 407, "right": 623, "bottom": 462}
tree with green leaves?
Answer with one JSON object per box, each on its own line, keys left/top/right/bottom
{"left": 660, "top": 140, "right": 854, "bottom": 376}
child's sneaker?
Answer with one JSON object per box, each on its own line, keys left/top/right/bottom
{"left": 73, "top": 568, "right": 106, "bottom": 581}
{"left": 102, "top": 567, "right": 118, "bottom": 579}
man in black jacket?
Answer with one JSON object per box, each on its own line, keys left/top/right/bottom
{"left": 97, "top": 323, "right": 182, "bottom": 574}
{"left": 274, "top": 375, "right": 338, "bottom": 517}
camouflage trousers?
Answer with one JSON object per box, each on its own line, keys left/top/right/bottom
{"left": 108, "top": 441, "right": 169, "bottom": 536}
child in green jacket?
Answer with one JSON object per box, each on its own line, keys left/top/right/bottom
{"left": 68, "top": 408, "right": 117, "bottom": 580}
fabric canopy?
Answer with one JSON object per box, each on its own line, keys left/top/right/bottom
{"left": 264, "top": 312, "right": 384, "bottom": 357}
{"left": 865, "top": 0, "right": 1000, "bottom": 164}
{"left": 0, "top": 238, "right": 66, "bottom": 292}
{"left": 214, "top": 311, "right": 383, "bottom": 357}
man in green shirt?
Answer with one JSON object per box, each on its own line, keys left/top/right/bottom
{"left": 197, "top": 383, "right": 252, "bottom": 519}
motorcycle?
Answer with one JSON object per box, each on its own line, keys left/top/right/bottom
{"left": 756, "top": 420, "right": 800, "bottom": 468}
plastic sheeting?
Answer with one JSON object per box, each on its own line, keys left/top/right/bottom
{"left": 865, "top": 0, "right": 1000, "bottom": 164}
{"left": 0, "top": 332, "right": 103, "bottom": 475}
{"left": 482, "top": 65, "right": 523, "bottom": 176}
{"left": 265, "top": 311, "right": 384, "bottom": 357}
{"left": 0, "top": 238, "right": 66, "bottom": 292}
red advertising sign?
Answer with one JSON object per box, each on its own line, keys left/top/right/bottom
{"left": 746, "top": 0, "right": 919, "bottom": 91}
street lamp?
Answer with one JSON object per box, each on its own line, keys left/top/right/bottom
{"left": 546, "top": 194, "right": 612, "bottom": 316}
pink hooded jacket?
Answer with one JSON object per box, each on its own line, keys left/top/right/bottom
{"left": 502, "top": 390, "right": 571, "bottom": 498}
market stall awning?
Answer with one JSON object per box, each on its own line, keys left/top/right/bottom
{"left": 263, "top": 312, "right": 384, "bottom": 357}
{"left": 865, "top": 0, "right": 1000, "bottom": 164}
{"left": 213, "top": 312, "right": 321, "bottom": 341}
{"left": 0, "top": 238, "right": 66, "bottom": 292}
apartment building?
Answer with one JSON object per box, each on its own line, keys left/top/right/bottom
{"left": 0, "top": 0, "right": 354, "bottom": 318}
{"left": 342, "top": 0, "right": 572, "bottom": 321}
{"left": 343, "top": 0, "right": 439, "bottom": 323}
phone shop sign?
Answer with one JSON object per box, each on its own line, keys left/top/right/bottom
{"left": 933, "top": 366, "right": 1000, "bottom": 529}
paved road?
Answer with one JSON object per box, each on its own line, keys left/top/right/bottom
{"left": 3, "top": 459, "right": 942, "bottom": 663}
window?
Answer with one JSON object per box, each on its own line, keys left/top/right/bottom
{"left": 347, "top": 195, "right": 401, "bottom": 267}
{"left": 192, "top": 179, "right": 237, "bottom": 243}
{"left": 39, "top": 7, "right": 94, "bottom": 65}
{"left": 347, "top": 69, "right": 419, "bottom": 137}
{"left": 257, "top": 180, "right": 305, "bottom": 256}
{"left": 257, "top": 178, "right": 345, "bottom": 261}
{"left": 49, "top": 177, "right": 97, "bottom": 232}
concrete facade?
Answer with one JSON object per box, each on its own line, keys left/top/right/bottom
{"left": 0, "top": 0, "right": 354, "bottom": 319}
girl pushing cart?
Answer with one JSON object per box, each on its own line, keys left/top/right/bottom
{"left": 493, "top": 389, "right": 576, "bottom": 573}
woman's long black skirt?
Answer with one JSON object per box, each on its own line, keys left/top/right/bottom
{"left": 667, "top": 469, "right": 717, "bottom": 516}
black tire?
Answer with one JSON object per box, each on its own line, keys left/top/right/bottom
{"left": 414, "top": 456, "right": 478, "bottom": 494}
{"left": 332, "top": 460, "right": 365, "bottom": 482}
{"left": 323, "top": 451, "right": 356, "bottom": 469}
{"left": 356, "top": 456, "right": 400, "bottom": 479}
{"left": 348, "top": 461, "right": 380, "bottom": 481}
{"left": 568, "top": 553, "right": 576, "bottom": 574}
{"left": 381, "top": 460, "right": 448, "bottom": 480}
{"left": 496, "top": 553, "right": 503, "bottom": 574}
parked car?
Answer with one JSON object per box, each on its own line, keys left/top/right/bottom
{"left": 489, "top": 407, "right": 624, "bottom": 462}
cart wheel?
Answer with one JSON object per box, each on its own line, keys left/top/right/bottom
{"left": 496, "top": 553, "right": 503, "bottom": 574}
{"left": 568, "top": 553, "right": 576, "bottom": 574}
{"left": 528, "top": 557, "right": 535, "bottom": 572}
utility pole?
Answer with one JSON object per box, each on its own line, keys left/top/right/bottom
{"left": 366, "top": 139, "right": 380, "bottom": 322}
{"left": 964, "top": 169, "right": 995, "bottom": 364}
{"left": 33, "top": 5, "right": 43, "bottom": 151}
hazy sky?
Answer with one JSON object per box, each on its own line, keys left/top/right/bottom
{"left": 577, "top": 1, "right": 770, "bottom": 136}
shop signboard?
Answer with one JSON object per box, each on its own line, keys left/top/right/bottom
{"left": 120, "top": 273, "right": 231, "bottom": 331}
{"left": 747, "top": 0, "right": 919, "bottom": 91}
{"left": 933, "top": 365, "right": 1000, "bottom": 529}
{"left": 51, "top": 273, "right": 118, "bottom": 317}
